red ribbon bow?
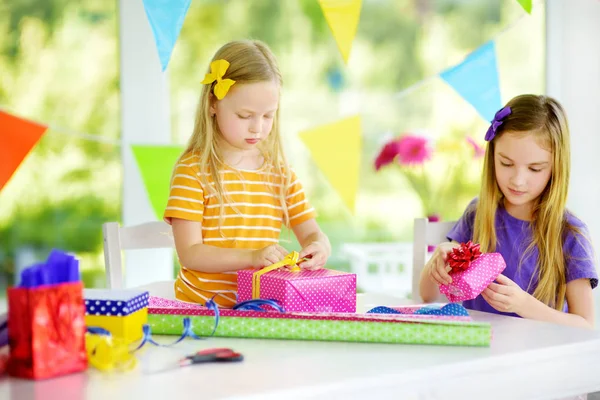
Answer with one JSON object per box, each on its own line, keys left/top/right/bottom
{"left": 447, "top": 241, "right": 481, "bottom": 272}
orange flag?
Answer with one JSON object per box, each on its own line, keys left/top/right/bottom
{"left": 0, "top": 111, "right": 47, "bottom": 191}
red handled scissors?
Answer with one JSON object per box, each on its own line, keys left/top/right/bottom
{"left": 147, "top": 347, "right": 243, "bottom": 374}
{"left": 178, "top": 347, "right": 243, "bottom": 367}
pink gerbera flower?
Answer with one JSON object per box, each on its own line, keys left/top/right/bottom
{"left": 395, "top": 134, "right": 433, "bottom": 166}
{"left": 374, "top": 140, "right": 402, "bottom": 170}
{"left": 375, "top": 134, "right": 433, "bottom": 170}
{"left": 466, "top": 136, "right": 485, "bottom": 158}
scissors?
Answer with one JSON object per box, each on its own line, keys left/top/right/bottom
{"left": 178, "top": 347, "right": 243, "bottom": 367}
{"left": 147, "top": 347, "right": 243, "bottom": 374}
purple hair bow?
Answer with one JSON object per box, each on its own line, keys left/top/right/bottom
{"left": 484, "top": 106, "right": 512, "bottom": 141}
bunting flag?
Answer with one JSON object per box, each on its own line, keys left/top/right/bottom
{"left": 131, "top": 145, "right": 183, "bottom": 220}
{"left": 318, "top": 0, "right": 363, "bottom": 64}
{"left": 440, "top": 41, "right": 502, "bottom": 122}
{"left": 0, "top": 111, "right": 47, "bottom": 191}
{"left": 142, "top": 0, "right": 191, "bottom": 71}
{"left": 326, "top": 66, "right": 345, "bottom": 92}
{"left": 516, "top": 0, "right": 533, "bottom": 14}
{"left": 299, "top": 115, "right": 362, "bottom": 214}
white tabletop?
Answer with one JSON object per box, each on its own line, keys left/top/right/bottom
{"left": 1, "top": 298, "right": 600, "bottom": 400}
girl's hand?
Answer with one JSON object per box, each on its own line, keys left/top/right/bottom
{"left": 251, "top": 244, "right": 288, "bottom": 268}
{"left": 297, "top": 241, "right": 329, "bottom": 270}
{"left": 423, "top": 241, "right": 460, "bottom": 286}
{"left": 481, "top": 274, "right": 533, "bottom": 315}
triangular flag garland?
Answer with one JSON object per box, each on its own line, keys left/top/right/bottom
{"left": 0, "top": 111, "right": 47, "bottom": 191}
{"left": 131, "top": 145, "right": 184, "bottom": 220}
{"left": 516, "top": 0, "right": 533, "bottom": 14}
{"left": 318, "top": 0, "right": 363, "bottom": 64}
{"left": 142, "top": 0, "right": 191, "bottom": 71}
{"left": 439, "top": 41, "right": 502, "bottom": 122}
{"left": 299, "top": 116, "right": 362, "bottom": 214}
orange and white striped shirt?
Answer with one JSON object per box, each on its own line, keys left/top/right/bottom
{"left": 163, "top": 152, "right": 316, "bottom": 307}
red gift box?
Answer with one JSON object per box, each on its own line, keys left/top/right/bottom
{"left": 7, "top": 281, "right": 88, "bottom": 379}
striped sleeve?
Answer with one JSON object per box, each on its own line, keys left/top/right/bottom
{"left": 286, "top": 169, "right": 316, "bottom": 227}
{"left": 163, "top": 158, "right": 204, "bottom": 224}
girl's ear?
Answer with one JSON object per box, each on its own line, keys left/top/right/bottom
{"left": 209, "top": 93, "right": 217, "bottom": 116}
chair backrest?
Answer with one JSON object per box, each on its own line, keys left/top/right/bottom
{"left": 341, "top": 242, "right": 413, "bottom": 297}
{"left": 102, "top": 221, "right": 175, "bottom": 289}
{"left": 411, "top": 218, "right": 457, "bottom": 302}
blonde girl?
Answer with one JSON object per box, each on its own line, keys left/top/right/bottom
{"left": 164, "top": 40, "right": 331, "bottom": 307}
{"left": 420, "top": 94, "right": 597, "bottom": 329}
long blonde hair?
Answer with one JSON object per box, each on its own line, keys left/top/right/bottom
{"left": 182, "top": 40, "right": 292, "bottom": 228}
{"left": 473, "top": 94, "right": 574, "bottom": 310}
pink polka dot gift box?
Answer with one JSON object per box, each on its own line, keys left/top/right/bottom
{"left": 237, "top": 252, "right": 357, "bottom": 313}
{"left": 439, "top": 241, "right": 507, "bottom": 303}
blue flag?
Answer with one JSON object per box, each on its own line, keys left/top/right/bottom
{"left": 143, "top": 0, "right": 191, "bottom": 71}
{"left": 440, "top": 41, "right": 502, "bottom": 122}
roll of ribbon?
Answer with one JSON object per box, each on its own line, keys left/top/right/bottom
{"left": 85, "top": 332, "right": 137, "bottom": 372}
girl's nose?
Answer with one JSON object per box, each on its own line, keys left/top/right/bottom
{"left": 249, "top": 119, "right": 261, "bottom": 134}
{"left": 510, "top": 169, "right": 526, "bottom": 188}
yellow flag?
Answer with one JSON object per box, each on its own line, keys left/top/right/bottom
{"left": 299, "top": 115, "right": 362, "bottom": 214}
{"left": 318, "top": 0, "right": 362, "bottom": 64}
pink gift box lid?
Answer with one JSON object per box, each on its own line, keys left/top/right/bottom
{"left": 239, "top": 268, "right": 353, "bottom": 281}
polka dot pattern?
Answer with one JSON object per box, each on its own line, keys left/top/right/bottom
{"left": 84, "top": 289, "right": 149, "bottom": 316}
{"left": 439, "top": 253, "right": 506, "bottom": 303}
{"left": 237, "top": 269, "right": 356, "bottom": 313}
{"left": 146, "top": 297, "right": 492, "bottom": 347}
{"left": 148, "top": 296, "right": 477, "bottom": 324}
{"left": 367, "top": 303, "right": 471, "bottom": 321}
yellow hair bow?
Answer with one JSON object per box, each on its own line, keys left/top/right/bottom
{"left": 201, "top": 59, "right": 236, "bottom": 100}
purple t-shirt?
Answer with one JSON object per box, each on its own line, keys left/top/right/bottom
{"left": 446, "top": 198, "right": 598, "bottom": 317}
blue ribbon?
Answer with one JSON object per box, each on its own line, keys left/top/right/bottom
{"left": 131, "top": 297, "right": 220, "bottom": 351}
{"left": 132, "top": 317, "right": 204, "bottom": 351}
{"left": 367, "top": 303, "right": 469, "bottom": 317}
{"left": 86, "top": 297, "right": 220, "bottom": 353}
{"left": 86, "top": 298, "right": 284, "bottom": 352}
{"left": 86, "top": 326, "right": 111, "bottom": 336}
{"left": 232, "top": 299, "right": 285, "bottom": 313}
{"left": 130, "top": 298, "right": 284, "bottom": 351}
{"left": 205, "top": 297, "right": 219, "bottom": 337}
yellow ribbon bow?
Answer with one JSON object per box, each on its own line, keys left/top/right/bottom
{"left": 85, "top": 333, "right": 137, "bottom": 372}
{"left": 201, "top": 59, "right": 236, "bottom": 100}
{"left": 252, "top": 251, "right": 302, "bottom": 299}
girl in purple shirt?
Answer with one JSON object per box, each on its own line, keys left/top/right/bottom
{"left": 419, "top": 94, "right": 597, "bottom": 329}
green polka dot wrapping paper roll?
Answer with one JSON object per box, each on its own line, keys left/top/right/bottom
{"left": 147, "top": 297, "right": 492, "bottom": 347}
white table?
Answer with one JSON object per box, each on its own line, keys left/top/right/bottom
{"left": 1, "top": 296, "right": 599, "bottom": 400}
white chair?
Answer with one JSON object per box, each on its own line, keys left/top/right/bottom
{"left": 341, "top": 242, "right": 413, "bottom": 297}
{"left": 102, "top": 221, "right": 176, "bottom": 298}
{"left": 411, "top": 217, "right": 457, "bottom": 302}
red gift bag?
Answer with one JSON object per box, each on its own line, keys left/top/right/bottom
{"left": 7, "top": 281, "right": 88, "bottom": 379}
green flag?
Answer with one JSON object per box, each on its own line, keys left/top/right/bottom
{"left": 516, "top": 0, "right": 532, "bottom": 14}
{"left": 132, "top": 145, "right": 183, "bottom": 220}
